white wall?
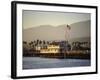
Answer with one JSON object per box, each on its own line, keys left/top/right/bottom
{"left": 0, "top": 0, "right": 99, "bottom": 80}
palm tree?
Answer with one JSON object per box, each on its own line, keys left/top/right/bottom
{"left": 23, "top": 41, "right": 27, "bottom": 44}
{"left": 30, "top": 41, "right": 33, "bottom": 45}
{"left": 43, "top": 40, "right": 45, "bottom": 45}
{"left": 36, "top": 39, "right": 39, "bottom": 45}
{"left": 29, "top": 42, "right": 32, "bottom": 48}
{"left": 47, "top": 41, "right": 49, "bottom": 45}
{"left": 23, "top": 41, "right": 27, "bottom": 49}
{"left": 39, "top": 40, "right": 42, "bottom": 46}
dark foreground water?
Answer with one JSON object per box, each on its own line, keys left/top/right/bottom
{"left": 23, "top": 57, "right": 90, "bottom": 69}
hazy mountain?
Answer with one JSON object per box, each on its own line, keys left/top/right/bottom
{"left": 23, "top": 20, "right": 90, "bottom": 42}
{"left": 69, "top": 20, "right": 90, "bottom": 39}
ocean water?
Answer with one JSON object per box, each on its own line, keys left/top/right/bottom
{"left": 23, "top": 57, "right": 90, "bottom": 69}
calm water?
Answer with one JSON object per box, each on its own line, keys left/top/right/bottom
{"left": 23, "top": 57, "right": 90, "bottom": 69}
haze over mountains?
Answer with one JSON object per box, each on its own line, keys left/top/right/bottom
{"left": 23, "top": 20, "right": 90, "bottom": 42}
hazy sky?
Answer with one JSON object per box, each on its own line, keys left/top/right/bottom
{"left": 23, "top": 10, "right": 90, "bottom": 29}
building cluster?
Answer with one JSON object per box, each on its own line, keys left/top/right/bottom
{"left": 23, "top": 40, "right": 90, "bottom": 55}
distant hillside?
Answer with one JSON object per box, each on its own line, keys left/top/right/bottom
{"left": 23, "top": 20, "right": 90, "bottom": 42}
{"left": 69, "top": 20, "right": 90, "bottom": 39}
{"left": 23, "top": 25, "right": 67, "bottom": 41}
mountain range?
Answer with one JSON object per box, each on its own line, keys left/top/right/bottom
{"left": 23, "top": 20, "right": 90, "bottom": 42}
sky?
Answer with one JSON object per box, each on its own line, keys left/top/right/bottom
{"left": 22, "top": 10, "right": 90, "bottom": 29}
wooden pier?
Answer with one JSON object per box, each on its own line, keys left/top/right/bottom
{"left": 23, "top": 50, "right": 90, "bottom": 59}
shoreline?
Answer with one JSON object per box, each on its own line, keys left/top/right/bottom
{"left": 23, "top": 52, "right": 90, "bottom": 59}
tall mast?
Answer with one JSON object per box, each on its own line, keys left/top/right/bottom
{"left": 65, "top": 24, "right": 71, "bottom": 41}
